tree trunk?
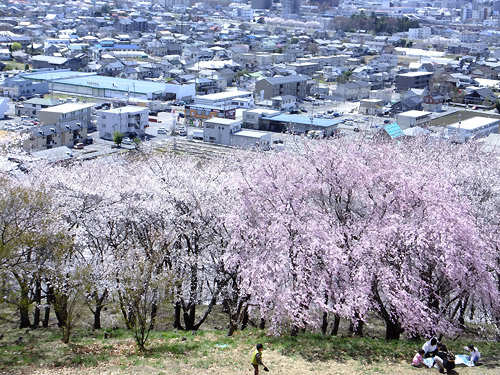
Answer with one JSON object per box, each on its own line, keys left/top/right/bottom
{"left": 193, "top": 296, "right": 216, "bottom": 331}
{"left": 62, "top": 324, "right": 71, "bottom": 344}
{"left": 330, "top": 314, "right": 340, "bottom": 336}
{"left": 33, "top": 278, "right": 42, "bottom": 328}
{"left": 348, "top": 314, "right": 363, "bottom": 337}
{"left": 385, "top": 319, "right": 403, "bottom": 340}
{"left": 53, "top": 292, "right": 68, "bottom": 328}
{"left": 241, "top": 307, "right": 249, "bottom": 331}
{"left": 173, "top": 300, "right": 183, "bottom": 330}
{"left": 92, "top": 290, "right": 108, "bottom": 330}
{"left": 182, "top": 302, "right": 195, "bottom": 331}
{"left": 118, "top": 291, "right": 134, "bottom": 330}
{"left": 93, "top": 305, "right": 103, "bottom": 330}
{"left": 321, "top": 311, "right": 328, "bottom": 335}
{"left": 227, "top": 321, "right": 238, "bottom": 337}
{"left": 149, "top": 300, "right": 158, "bottom": 331}
{"left": 259, "top": 318, "right": 266, "bottom": 330}
{"left": 19, "top": 280, "right": 31, "bottom": 329}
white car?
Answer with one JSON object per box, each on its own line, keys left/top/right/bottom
{"left": 157, "top": 127, "right": 167, "bottom": 134}
{"left": 122, "top": 137, "right": 133, "bottom": 145}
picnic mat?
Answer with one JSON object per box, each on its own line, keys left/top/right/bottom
{"left": 423, "top": 355, "right": 475, "bottom": 368}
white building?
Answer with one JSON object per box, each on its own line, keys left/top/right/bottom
{"left": 203, "top": 117, "right": 271, "bottom": 149}
{"left": 447, "top": 116, "right": 499, "bottom": 143}
{"left": 407, "top": 27, "right": 432, "bottom": 40}
{"left": 231, "top": 4, "right": 254, "bottom": 20}
{"left": 396, "top": 110, "right": 431, "bottom": 130}
{"left": 0, "top": 49, "right": 10, "bottom": 61}
{"left": 0, "top": 97, "right": 9, "bottom": 119}
{"left": 97, "top": 106, "right": 148, "bottom": 140}
{"left": 194, "top": 90, "right": 253, "bottom": 108}
{"left": 38, "top": 103, "right": 94, "bottom": 129}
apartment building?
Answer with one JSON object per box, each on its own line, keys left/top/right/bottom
{"left": 255, "top": 75, "right": 308, "bottom": 100}
{"left": 97, "top": 105, "right": 148, "bottom": 140}
{"left": 396, "top": 72, "right": 433, "bottom": 91}
{"left": 38, "top": 103, "right": 94, "bottom": 129}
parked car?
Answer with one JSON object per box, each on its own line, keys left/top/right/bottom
{"left": 122, "top": 137, "right": 133, "bottom": 145}
{"left": 157, "top": 127, "right": 167, "bottom": 134}
{"left": 73, "top": 143, "right": 84, "bottom": 149}
{"left": 84, "top": 138, "right": 94, "bottom": 145}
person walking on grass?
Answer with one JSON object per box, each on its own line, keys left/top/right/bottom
{"left": 251, "top": 343, "right": 269, "bottom": 374}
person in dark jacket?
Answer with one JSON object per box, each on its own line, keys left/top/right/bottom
{"left": 433, "top": 344, "right": 455, "bottom": 374}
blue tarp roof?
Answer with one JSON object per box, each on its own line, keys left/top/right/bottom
{"left": 384, "top": 122, "right": 403, "bottom": 139}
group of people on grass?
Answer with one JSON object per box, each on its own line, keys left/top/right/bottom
{"left": 412, "top": 337, "right": 481, "bottom": 373}
{"left": 250, "top": 338, "right": 482, "bottom": 374}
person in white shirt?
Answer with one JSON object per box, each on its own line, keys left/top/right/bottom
{"left": 464, "top": 344, "right": 481, "bottom": 364}
{"left": 422, "top": 337, "right": 438, "bottom": 358}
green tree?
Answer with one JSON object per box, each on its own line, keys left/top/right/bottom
{"left": 10, "top": 42, "right": 22, "bottom": 52}
{"left": 113, "top": 131, "right": 124, "bottom": 147}
{"left": 337, "top": 70, "right": 353, "bottom": 84}
{"left": 495, "top": 99, "right": 500, "bottom": 113}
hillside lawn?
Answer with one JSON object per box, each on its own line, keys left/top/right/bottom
{"left": 1, "top": 326, "right": 499, "bottom": 375}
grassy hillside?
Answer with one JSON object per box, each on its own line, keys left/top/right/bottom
{"left": 1, "top": 327, "right": 499, "bottom": 375}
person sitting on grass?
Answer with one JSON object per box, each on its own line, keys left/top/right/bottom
{"left": 464, "top": 344, "right": 481, "bottom": 364}
{"left": 422, "top": 337, "right": 439, "bottom": 358}
{"left": 251, "top": 343, "right": 269, "bottom": 375}
{"left": 412, "top": 349, "right": 425, "bottom": 367}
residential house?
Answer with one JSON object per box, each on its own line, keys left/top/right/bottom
{"left": 464, "top": 87, "right": 497, "bottom": 106}
{"left": 331, "top": 81, "right": 371, "bottom": 101}
{"left": 471, "top": 65, "right": 498, "bottom": 80}
{"left": 422, "top": 94, "right": 446, "bottom": 112}
{"left": 15, "top": 98, "right": 60, "bottom": 117}
{"left": 391, "top": 96, "right": 423, "bottom": 114}
{"left": 359, "top": 99, "right": 384, "bottom": 116}
{"left": 271, "top": 95, "right": 296, "bottom": 111}
{"left": 31, "top": 55, "right": 83, "bottom": 71}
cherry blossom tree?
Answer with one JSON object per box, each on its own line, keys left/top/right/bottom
{"left": 227, "top": 139, "right": 500, "bottom": 339}
{"left": 145, "top": 151, "right": 237, "bottom": 332}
